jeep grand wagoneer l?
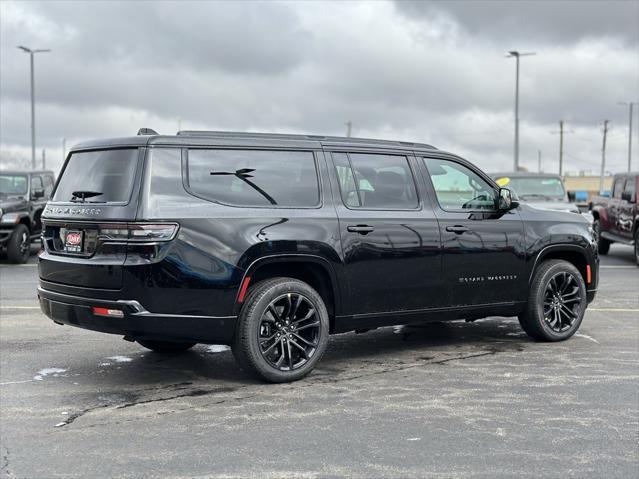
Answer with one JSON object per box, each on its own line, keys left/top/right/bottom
{"left": 38, "top": 130, "right": 599, "bottom": 382}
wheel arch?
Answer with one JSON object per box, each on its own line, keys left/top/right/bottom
{"left": 234, "top": 255, "right": 341, "bottom": 331}
{"left": 529, "top": 245, "right": 590, "bottom": 286}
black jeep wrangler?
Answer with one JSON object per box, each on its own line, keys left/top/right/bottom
{"left": 1, "top": 170, "right": 55, "bottom": 263}
{"left": 38, "top": 130, "right": 599, "bottom": 382}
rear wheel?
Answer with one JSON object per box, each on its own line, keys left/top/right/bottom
{"left": 593, "top": 218, "right": 610, "bottom": 255}
{"left": 137, "top": 339, "right": 196, "bottom": 353}
{"left": 7, "top": 224, "right": 31, "bottom": 264}
{"left": 518, "top": 260, "right": 587, "bottom": 341}
{"left": 233, "top": 277, "right": 329, "bottom": 383}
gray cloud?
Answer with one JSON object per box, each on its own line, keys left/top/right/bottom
{"left": 394, "top": 0, "right": 639, "bottom": 46}
{"left": 1, "top": 0, "right": 637, "bottom": 176}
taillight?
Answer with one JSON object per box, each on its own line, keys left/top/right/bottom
{"left": 92, "top": 307, "right": 124, "bottom": 318}
{"left": 98, "top": 223, "right": 178, "bottom": 243}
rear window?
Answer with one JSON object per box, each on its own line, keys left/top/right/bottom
{"left": 53, "top": 149, "right": 139, "bottom": 203}
{"left": 186, "top": 149, "right": 320, "bottom": 207}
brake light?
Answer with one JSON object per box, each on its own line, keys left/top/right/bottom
{"left": 98, "top": 223, "right": 178, "bottom": 243}
{"left": 92, "top": 307, "right": 124, "bottom": 318}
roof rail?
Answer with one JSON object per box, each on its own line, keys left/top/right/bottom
{"left": 137, "top": 128, "right": 158, "bottom": 136}
{"left": 176, "top": 130, "right": 436, "bottom": 150}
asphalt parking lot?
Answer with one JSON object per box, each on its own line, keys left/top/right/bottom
{"left": 1, "top": 245, "right": 637, "bottom": 478}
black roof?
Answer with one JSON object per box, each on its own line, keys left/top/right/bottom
{"left": 71, "top": 130, "right": 438, "bottom": 152}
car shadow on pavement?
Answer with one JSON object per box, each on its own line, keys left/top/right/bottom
{"left": 65, "top": 318, "right": 529, "bottom": 388}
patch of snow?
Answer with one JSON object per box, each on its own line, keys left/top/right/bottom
{"left": 406, "top": 437, "right": 421, "bottom": 441}
{"left": 207, "top": 345, "right": 231, "bottom": 353}
{"left": 106, "top": 356, "right": 133, "bottom": 363}
{"left": 99, "top": 362, "right": 112, "bottom": 367}
{"left": 575, "top": 333, "right": 599, "bottom": 344}
{"left": 54, "top": 422, "right": 67, "bottom": 428}
{"left": 61, "top": 412, "right": 68, "bottom": 415}
{"left": 33, "top": 368, "right": 67, "bottom": 381}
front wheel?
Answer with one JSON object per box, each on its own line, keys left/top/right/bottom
{"left": 137, "top": 339, "right": 196, "bottom": 353}
{"left": 7, "top": 224, "right": 31, "bottom": 264}
{"left": 232, "top": 277, "right": 330, "bottom": 383}
{"left": 518, "top": 260, "right": 587, "bottom": 341}
{"left": 593, "top": 218, "right": 610, "bottom": 255}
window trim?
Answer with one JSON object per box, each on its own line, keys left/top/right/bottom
{"left": 421, "top": 156, "right": 499, "bottom": 214}
{"left": 330, "top": 151, "right": 422, "bottom": 212}
{"left": 183, "top": 147, "right": 323, "bottom": 209}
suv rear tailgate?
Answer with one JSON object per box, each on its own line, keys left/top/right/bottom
{"left": 40, "top": 147, "right": 143, "bottom": 290}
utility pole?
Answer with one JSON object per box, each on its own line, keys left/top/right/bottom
{"left": 42, "top": 149, "right": 45, "bottom": 169}
{"left": 599, "top": 120, "right": 610, "bottom": 194}
{"left": 550, "top": 120, "right": 573, "bottom": 176}
{"left": 538, "top": 150, "right": 542, "bottom": 173}
{"left": 17, "top": 46, "right": 51, "bottom": 170}
{"left": 618, "top": 102, "right": 636, "bottom": 172}
{"left": 345, "top": 121, "right": 352, "bottom": 138}
{"left": 558, "top": 121, "right": 564, "bottom": 176}
{"left": 506, "top": 51, "right": 536, "bottom": 171}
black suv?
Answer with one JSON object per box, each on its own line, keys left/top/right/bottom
{"left": 38, "top": 130, "right": 599, "bottom": 382}
{"left": 1, "top": 170, "right": 55, "bottom": 263}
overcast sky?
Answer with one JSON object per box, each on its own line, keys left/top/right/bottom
{"left": 1, "top": 0, "right": 638, "bottom": 175}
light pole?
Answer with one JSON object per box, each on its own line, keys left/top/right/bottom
{"left": 17, "top": 46, "right": 51, "bottom": 170}
{"left": 506, "top": 51, "right": 536, "bottom": 172}
{"left": 618, "top": 102, "right": 637, "bottom": 172}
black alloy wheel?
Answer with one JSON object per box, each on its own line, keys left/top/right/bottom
{"left": 519, "top": 259, "right": 587, "bottom": 341}
{"left": 233, "top": 277, "right": 329, "bottom": 383}
{"left": 258, "top": 292, "right": 321, "bottom": 371}
{"left": 541, "top": 271, "right": 583, "bottom": 333}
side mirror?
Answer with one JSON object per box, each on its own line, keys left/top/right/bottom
{"left": 498, "top": 188, "right": 519, "bottom": 210}
{"left": 621, "top": 191, "right": 634, "bottom": 202}
{"left": 31, "top": 189, "right": 44, "bottom": 200}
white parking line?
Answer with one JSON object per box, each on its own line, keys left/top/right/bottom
{"left": 600, "top": 265, "right": 637, "bottom": 269}
{"left": 589, "top": 308, "right": 639, "bottom": 312}
{"left": 0, "top": 306, "right": 40, "bottom": 309}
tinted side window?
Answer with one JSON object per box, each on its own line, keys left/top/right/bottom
{"left": 423, "top": 158, "right": 496, "bottom": 211}
{"left": 624, "top": 178, "right": 636, "bottom": 201}
{"left": 613, "top": 178, "right": 624, "bottom": 199}
{"left": 43, "top": 175, "right": 55, "bottom": 196}
{"left": 31, "top": 176, "right": 43, "bottom": 191}
{"left": 333, "top": 153, "right": 418, "bottom": 209}
{"left": 187, "top": 149, "right": 320, "bottom": 207}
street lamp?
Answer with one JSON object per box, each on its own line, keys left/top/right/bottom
{"left": 618, "top": 101, "right": 637, "bottom": 172}
{"left": 17, "top": 45, "right": 51, "bottom": 170}
{"left": 506, "top": 50, "right": 536, "bottom": 172}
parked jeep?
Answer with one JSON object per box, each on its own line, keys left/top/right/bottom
{"left": 589, "top": 172, "right": 639, "bottom": 265}
{"left": 1, "top": 170, "right": 55, "bottom": 263}
{"left": 38, "top": 130, "right": 599, "bottom": 382}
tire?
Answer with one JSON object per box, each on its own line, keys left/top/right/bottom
{"left": 137, "top": 339, "right": 196, "bottom": 353}
{"left": 7, "top": 224, "right": 31, "bottom": 264}
{"left": 232, "top": 277, "right": 330, "bottom": 383}
{"left": 593, "top": 218, "right": 610, "bottom": 255}
{"left": 518, "top": 259, "right": 587, "bottom": 342}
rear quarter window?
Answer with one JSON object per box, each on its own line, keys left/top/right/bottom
{"left": 186, "top": 149, "right": 320, "bottom": 207}
{"left": 53, "top": 149, "right": 139, "bottom": 203}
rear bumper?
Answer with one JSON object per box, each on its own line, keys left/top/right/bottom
{"left": 37, "top": 286, "right": 237, "bottom": 344}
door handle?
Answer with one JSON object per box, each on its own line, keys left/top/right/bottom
{"left": 347, "top": 225, "right": 375, "bottom": 234}
{"left": 445, "top": 225, "right": 469, "bottom": 234}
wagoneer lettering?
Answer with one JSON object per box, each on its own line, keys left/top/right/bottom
{"left": 38, "top": 129, "right": 599, "bottom": 383}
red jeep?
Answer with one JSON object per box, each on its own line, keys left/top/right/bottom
{"left": 590, "top": 172, "right": 639, "bottom": 265}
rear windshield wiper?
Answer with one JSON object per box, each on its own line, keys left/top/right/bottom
{"left": 70, "top": 190, "right": 103, "bottom": 202}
